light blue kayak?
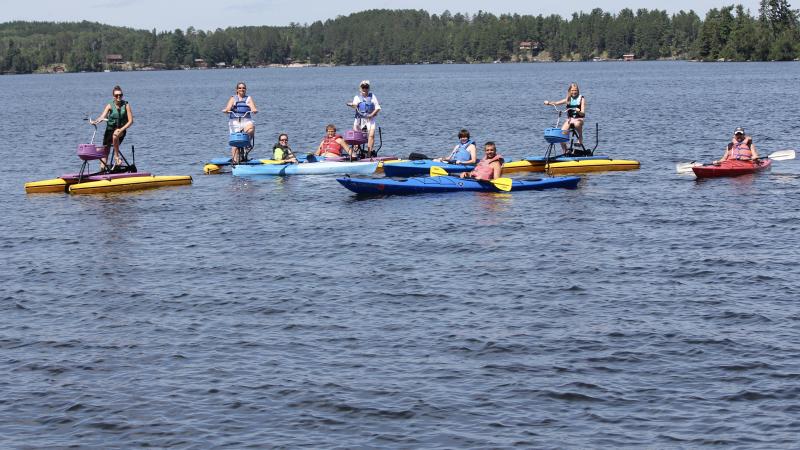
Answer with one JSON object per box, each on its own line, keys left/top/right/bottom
{"left": 232, "top": 160, "right": 379, "bottom": 176}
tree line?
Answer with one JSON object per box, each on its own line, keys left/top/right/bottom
{"left": 1, "top": 1, "right": 798, "bottom": 74}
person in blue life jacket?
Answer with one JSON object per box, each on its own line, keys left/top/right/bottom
{"left": 433, "top": 129, "right": 478, "bottom": 164}
{"left": 715, "top": 127, "right": 759, "bottom": 163}
{"left": 346, "top": 80, "right": 381, "bottom": 155}
{"left": 272, "top": 133, "right": 298, "bottom": 163}
{"left": 222, "top": 82, "right": 259, "bottom": 164}
{"left": 90, "top": 85, "right": 134, "bottom": 170}
{"left": 544, "top": 82, "right": 586, "bottom": 154}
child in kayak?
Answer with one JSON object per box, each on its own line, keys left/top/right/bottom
{"left": 715, "top": 127, "right": 759, "bottom": 163}
{"left": 434, "top": 129, "right": 478, "bottom": 164}
{"left": 315, "top": 124, "right": 354, "bottom": 158}
{"left": 460, "top": 142, "right": 503, "bottom": 181}
{"left": 544, "top": 82, "right": 585, "bottom": 155}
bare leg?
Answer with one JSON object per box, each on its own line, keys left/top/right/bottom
{"left": 112, "top": 135, "right": 122, "bottom": 166}
{"left": 367, "top": 127, "right": 376, "bottom": 154}
{"left": 560, "top": 122, "right": 570, "bottom": 154}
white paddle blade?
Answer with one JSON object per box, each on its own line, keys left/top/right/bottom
{"left": 767, "top": 149, "right": 796, "bottom": 161}
{"left": 676, "top": 161, "right": 700, "bottom": 174}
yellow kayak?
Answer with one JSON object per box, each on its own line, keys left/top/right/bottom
{"left": 24, "top": 178, "right": 70, "bottom": 194}
{"left": 543, "top": 159, "right": 640, "bottom": 174}
{"left": 68, "top": 175, "right": 192, "bottom": 194}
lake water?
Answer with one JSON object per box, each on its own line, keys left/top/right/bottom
{"left": 2, "top": 62, "right": 800, "bottom": 448}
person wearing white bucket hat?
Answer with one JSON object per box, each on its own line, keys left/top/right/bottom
{"left": 347, "top": 80, "right": 381, "bottom": 155}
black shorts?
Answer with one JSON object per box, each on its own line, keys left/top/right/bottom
{"left": 103, "top": 127, "right": 126, "bottom": 147}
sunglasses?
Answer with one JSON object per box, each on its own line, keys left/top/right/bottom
{"left": 113, "top": 93, "right": 123, "bottom": 97}
{"left": 279, "top": 138, "right": 288, "bottom": 142}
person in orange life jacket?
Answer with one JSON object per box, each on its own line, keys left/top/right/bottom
{"left": 315, "top": 124, "right": 354, "bottom": 158}
{"left": 544, "top": 82, "right": 586, "bottom": 154}
{"left": 433, "top": 129, "right": 478, "bottom": 164}
{"left": 91, "top": 85, "right": 133, "bottom": 169}
{"left": 346, "top": 80, "right": 381, "bottom": 154}
{"left": 715, "top": 127, "right": 759, "bottom": 163}
{"left": 460, "top": 142, "right": 503, "bottom": 181}
{"left": 222, "top": 82, "right": 258, "bottom": 164}
{"left": 272, "top": 133, "right": 298, "bottom": 163}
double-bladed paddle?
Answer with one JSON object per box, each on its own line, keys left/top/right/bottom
{"left": 429, "top": 165, "right": 513, "bottom": 191}
{"left": 675, "top": 149, "right": 796, "bottom": 174}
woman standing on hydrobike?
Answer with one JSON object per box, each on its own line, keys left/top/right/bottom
{"left": 544, "top": 82, "right": 586, "bottom": 155}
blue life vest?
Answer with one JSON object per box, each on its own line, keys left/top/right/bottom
{"left": 230, "top": 95, "right": 251, "bottom": 119}
{"left": 356, "top": 93, "right": 375, "bottom": 118}
{"left": 449, "top": 139, "right": 475, "bottom": 162}
{"left": 567, "top": 95, "right": 583, "bottom": 118}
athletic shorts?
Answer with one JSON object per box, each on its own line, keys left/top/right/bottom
{"left": 103, "top": 127, "right": 126, "bottom": 147}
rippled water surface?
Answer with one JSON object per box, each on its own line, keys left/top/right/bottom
{"left": 2, "top": 62, "right": 800, "bottom": 448}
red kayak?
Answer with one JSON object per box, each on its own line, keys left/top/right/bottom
{"left": 692, "top": 159, "right": 772, "bottom": 178}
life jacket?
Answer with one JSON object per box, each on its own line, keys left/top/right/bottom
{"left": 728, "top": 137, "right": 753, "bottom": 160}
{"left": 273, "top": 144, "right": 294, "bottom": 161}
{"left": 472, "top": 154, "right": 504, "bottom": 181}
{"left": 567, "top": 94, "right": 583, "bottom": 118}
{"left": 106, "top": 100, "right": 128, "bottom": 128}
{"left": 321, "top": 134, "right": 344, "bottom": 155}
{"left": 355, "top": 93, "right": 375, "bottom": 118}
{"left": 229, "top": 95, "right": 251, "bottom": 119}
{"left": 448, "top": 139, "right": 475, "bottom": 162}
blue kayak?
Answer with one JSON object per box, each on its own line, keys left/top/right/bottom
{"left": 383, "top": 155, "right": 610, "bottom": 177}
{"left": 336, "top": 175, "right": 581, "bottom": 195}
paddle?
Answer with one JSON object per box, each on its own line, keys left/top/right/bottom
{"left": 676, "top": 149, "right": 796, "bottom": 174}
{"left": 429, "top": 165, "right": 513, "bottom": 191}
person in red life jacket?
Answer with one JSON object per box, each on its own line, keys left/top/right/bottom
{"left": 715, "top": 127, "right": 759, "bottom": 163}
{"left": 91, "top": 85, "right": 134, "bottom": 170}
{"left": 433, "top": 129, "right": 478, "bottom": 164}
{"left": 222, "top": 82, "right": 259, "bottom": 164}
{"left": 544, "top": 82, "right": 586, "bottom": 155}
{"left": 460, "top": 142, "right": 503, "bottom": 180}
{"left": 315, "top": 124, "right": 354, "bottom": 158}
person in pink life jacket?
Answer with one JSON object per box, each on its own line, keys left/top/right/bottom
{"left": 460, "top": 142, "right": 504, "bottom": 181}
{"left": 715, "top": 127, "right": 759, "bottom": 163}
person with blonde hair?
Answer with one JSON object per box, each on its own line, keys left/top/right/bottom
{"left": 544, "top": 82, "right": 586, "bottom": 154}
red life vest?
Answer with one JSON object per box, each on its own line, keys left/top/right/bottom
{"left": 321, "top": 134, "right": 343, "bottom": 156}
{"left": 728, "top": 137, "right": 753, "bottom": 160}
{"left": 472, "top": 154, "right": 504, "bottom": 180}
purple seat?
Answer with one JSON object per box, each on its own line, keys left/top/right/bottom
{"left": 77, "top": 144, "right": 109, "bottom": 161}
{"left": 344, "top": 129, "right": 368, "bottom": 145}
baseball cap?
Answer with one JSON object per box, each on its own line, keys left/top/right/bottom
{"left": 360, "top": 80, "right": 370, "bottom": 88}
{"left": 734, "top": 127, "right": 745, "bottom": 135}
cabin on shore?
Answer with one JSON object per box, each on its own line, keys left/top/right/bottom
{"left": 623, "top": 53, "right": 635, "bottom": 61}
